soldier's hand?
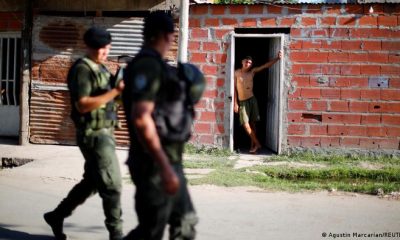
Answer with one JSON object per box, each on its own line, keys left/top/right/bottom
{"left": 161, "top": 166, "right": 180, "bottom": 195}
{"left": 115, "top": 80, "right": 125, "bottom": 93}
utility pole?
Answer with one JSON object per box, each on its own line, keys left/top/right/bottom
{"left": 178, "top": 0, "right": 189, "bottom": 63}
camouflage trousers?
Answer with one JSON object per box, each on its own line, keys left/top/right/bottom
{"left": 53, "top": 128, "right": 123, "bottom": 235}
{"left": 125, "top": 159, "right": 198, "bottom": 240}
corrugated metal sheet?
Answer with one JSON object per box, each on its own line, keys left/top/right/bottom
{"left": 194, "top": 0, "right": 400, "bottom": 4}
{"left": 30, "top": 15, "right": 147, "bottom": 146}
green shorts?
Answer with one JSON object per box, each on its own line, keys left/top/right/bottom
{"left": 239, "top": 96, "right": 260, "bottom": 125}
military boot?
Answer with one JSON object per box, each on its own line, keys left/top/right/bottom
{"left": 43, "top": 211, "right": 67, "bottom": 240}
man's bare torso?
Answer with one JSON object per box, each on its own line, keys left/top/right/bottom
{"left": 235, "top": 69, "right": 254, "bottom": 101}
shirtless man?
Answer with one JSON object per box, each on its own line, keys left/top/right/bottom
{"left": 234, "top": 51, "right": 282, "bottom": 153}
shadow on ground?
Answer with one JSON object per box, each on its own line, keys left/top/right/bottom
{"left": 0, "top": 225, "right": 53, "bottom": 240}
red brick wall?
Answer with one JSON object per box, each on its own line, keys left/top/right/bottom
{"left": 189, "top": 4, "right": 400, "bottom": 151}
{"left": 0, "top": 12, "right": 23, "bottom": 31}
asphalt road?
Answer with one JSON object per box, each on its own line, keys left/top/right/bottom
{"left": 1, "top": 144, "right": 399, "bottom": 240}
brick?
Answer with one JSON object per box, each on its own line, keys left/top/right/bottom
{"left": 194, "top": 123, "right": 211, "bottom": 134}
{"left": 349, "top": 53, "right": 368, "bottom": 62}
{"left": 311, "top": 100, "right": 328, "bottom": 111}
{"left": 259, "top": 18, "right": 276, "bottom": 27}
{"left": 360, "top": 65, "right": 380, "bottom": 75}
{"left": 329, "top": 77, "right": 349, "bottom": 87}
{"left": 328, "top": 52, "right": 349, "bottom": 63}
{"left": 310, "top": 125, "right": 327, "bottom": 135}
{"left": 361, "top": 89, "right": 380, "bottom": 100}
{"left": 321, "top": 40, "right": 341, "bottom": 49}
{"left": 341, "top": 41, "right": 362, "bottom": 50}
{"left": 211, "top": 5, "right": 226, "bottom": 15}
{"left": 198, "top": 135, "right": 214, "bottom": 145}
{"left": 203, "top": 89, "right": 218, "bottom": 98}
{"left": 301, "top": 88, "right": 321, "bottom": 99}
{"left": 370, "top": 103, "right": 400, "bottom": 113}
{"left": 198, "top": 111, "right": 216, "bottom": 122}
{"left": 229, "top": 5, "right": 246, "bottom": 14}
{"left": 248, "top": 5, "right": 264, "bottom": 14}
{"left": 361, "top": 115, "right": 381, "bottom": 125}
{"left": 349, "top": 101, "right": 369, "bottom": 112}
{"left": 267, "top": 5, "right": 283, "bottom": 14}
{"left": 389, "top": 78, "right": 400, "bottom": 88}
{"left": 340, "top": 137, "right": 360, "bottom": 148}
{"left": 214, "top": 29, "right": 231, "bottom": 39}
{"left": 301, "top": 17, "right": 317, "bottom": 26}
{"left": 188, "top": 41, "right": 201, "bottom": 51}
{"left": 241, "top": 18, "right": 257, "bottom": 27}
{"left": 378, "top": 139, "right": 399, "bottom": 150}
{"left": 301, "top": 137, "right": 321, "bottom": 147}
{"left": 190, "top": 53, "right": 207, "bottom": 63}
{"left": 287, "top": 113, "right": 303, "bottom": 123}
{"left": 321, "top": 137, "right": 341, "bottom": 147}
{"left": 341, "top": 89, "right": 360, "bottom": 99}
{"left": 191, "top": 28, "right": 208, "bottom": 39}
{"left": 359, "top": 138, "right": 379, "bottom": 149}
{"left": 328, "top": 125, "right": 367, "bottom": 136}
{"left": 290, "top": 41, "right": 302, "bottom": 49}
{"left": 204, "top": 18, "right": 220, "bottom": 27}
{"left": 359, "top": 16, "right": 377, "bottom": 26}
{"left": 381, "top": 89, "right": 400, "bottom": 101}
{"left": 191, "top": 5, "right": 209, "bottom": 15}
{"left": 292, "top": 76, "right": 310, "bottom": 87}
{"left": 291, "top": 52, "right": 328, "bottom": 63}
{"left": 304, "top": 6, "right": 322, "bottom": 14}
{"left": 302, "top": 64, "right": 322, "bottom": 74}
{"left": 320, "top": 17, "right": 336, "bottom": 25}
{"left": 389, "top": 54, "right": 400, "bottom": 63}
{"left": 322, "top": 114, "right": 361, "bottom": 124}
{"left": 386, "top": 127, "right": 400, "bottom": 137}
{"left": 214, "top": 123, "right": 225, "bottom": 134}
{"left": 368, "top": 53, "right": 388, "bottom": 63}
{"left": 330, "top": 101, "right": 349, "bottom": 112}
{"left": 382, "top": 41, "right": 400, "bottom": 51}
{"left": 309, "top": 29, "right": 329, "bottom": 38}
{"left": 382, "top": 115, "right": 400, "bottom": 125}
{"left": 378, "top": 16, "right": 398, "bottom": 27}
{"left": 221, "top": 18, "right": 238, "bottom": 26}
{"left": 341, "top": 65, "right": 360, "bottom": 75}
{"left": 280, "top": 18, "right": 296, "bottom": 26}
{"left": 289, "top": 100, "right": 307, "bottom": 110}
{"left": 189, "top": 19, "right": 200, "bottom": 28}
{"left": 321, "top": 89, "right": 340, "bottom": 99}
{"left": 367, "top": 126, "right": 386, "bottom": 137}
{"left": 381, "top": 66, "right": 400, "bottom": 75}
{"left": 203, "top": 42, "right": 219, "bottom": 51}
{"left": 364, "top": 4, "right": 385, "bottom": 14}
{"left": 288, "top": 5, "right": 303, "bottom": 14}
{"left": 288, "top": 124, "right": 306, "bottom": 135}
{"left": 290, "top": 28, "right": 302, "bottom": 37}
{"left": 310, "top": 76, "right": 329, "bottom": 87}
{"left": 321, "top": 65, "right": 341, "bottom": 75}
{"left": 349, "top": 78, "right": 368, "bottom": 88}
{"left": 344, "top": 5, "right": 364, "bottom": 14}
{"left": 302, "top": 40, "right": 322, "bottom": 49}
{"left": 330, "top": 28, "right": 350, "bottom": 38}
{"left": 362, "top": 41, "right": 381, "bottom": 51}
{"left": 287, "top": 136, "right": 302, "bottom": 146}
{"left": 202, "top": 65, "right": 218, "bottom": 75}
{"left": 213, "top": 53, "right": 227, "bottom": 64}
{"left": 325, "top": 5, "right": 342, "bottom": 14}
{"left": 338, "top": 17, "right": 357, "bottom": 26}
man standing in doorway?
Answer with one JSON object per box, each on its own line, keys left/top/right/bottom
{"left": 44, "top": 27, "right": 124, "bottom": 240}
{"left": 234, "top": 51, "right": 282, "bottom": 153}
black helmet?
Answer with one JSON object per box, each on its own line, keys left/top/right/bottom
{"left": 178, "top": 63, "right": 206, "bottom": 104}
{"left": 83, "top": 26, "right": 112, "bottom": 49}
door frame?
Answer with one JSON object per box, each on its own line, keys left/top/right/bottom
{"left": 227, "top": 33, "right": 285, "bottom": 154}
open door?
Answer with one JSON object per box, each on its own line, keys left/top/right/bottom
{"left": 265, "top": 37, "right": 281, "bottom": 153}
{"left": 229, "top": 33, "right": 284, "bottom": 154}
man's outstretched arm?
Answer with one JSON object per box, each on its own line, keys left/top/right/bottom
{"left": 252, "top": 51, "right": 283, "bottom": 74}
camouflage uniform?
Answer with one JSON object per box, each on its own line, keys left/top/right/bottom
{"left": 50, "top": 57, "right": 123, "bottom": 239}
{"left": 122, "top": 48, "right": 198, "bottom": 240}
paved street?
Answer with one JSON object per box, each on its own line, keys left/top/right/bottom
{"left": 1, "top": 143, "right": 400, "bottom": 240}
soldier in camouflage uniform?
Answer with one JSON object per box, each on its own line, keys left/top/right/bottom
{"left": 122, "top": 12, "right": 204, "bottom": 240}
{"left": 44, "top": 27, "right": 124, "bottom": 240}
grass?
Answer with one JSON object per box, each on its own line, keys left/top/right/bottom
{"left": 184, "top": 144, "right": 233, "bottom": 157}
{"left": 186, "top": 151, "right": 400, "bottom": 195}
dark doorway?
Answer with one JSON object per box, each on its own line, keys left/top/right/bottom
{"left": 233, "top": 36, "right": 281, "bottom": 154}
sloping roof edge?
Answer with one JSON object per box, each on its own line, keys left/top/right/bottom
{"left": 190, "top": 0, "right": 400, "bottom": 4}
